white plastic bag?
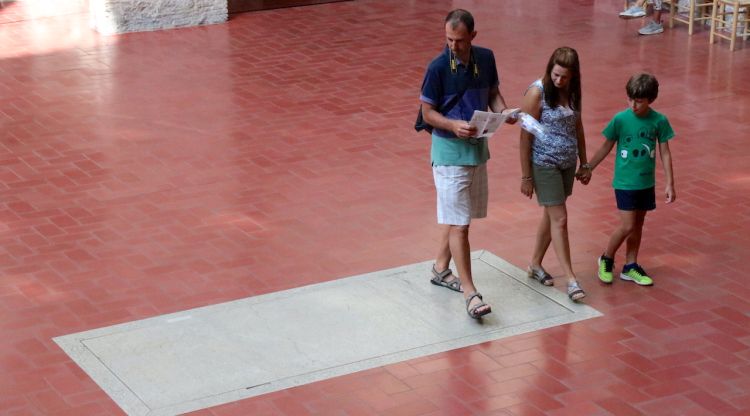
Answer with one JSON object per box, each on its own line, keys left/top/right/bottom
{"left": 518, "top": 112, "right": 548, "bottom": 139}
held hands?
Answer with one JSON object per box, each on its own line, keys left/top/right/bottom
{"left": 575, "top": 165, "right": 592, "bottom": 185}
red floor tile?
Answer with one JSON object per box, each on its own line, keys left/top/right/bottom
{"left": 1, "top": 0, "right": 749, "bottom": 415}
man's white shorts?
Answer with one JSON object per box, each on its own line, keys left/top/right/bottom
{"left": 433, "top": 164, "right": 488, "bottom": 226}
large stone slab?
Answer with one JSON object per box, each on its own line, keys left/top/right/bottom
{"left": 54, "top": 250, "right": 602, "bottom": 416}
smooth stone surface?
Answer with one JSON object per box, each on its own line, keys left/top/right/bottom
{"left": 54, "top": 250, "right": 602, "bottom": 416}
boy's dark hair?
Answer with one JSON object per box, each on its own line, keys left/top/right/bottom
{"left": 626, "top": 73, "right": 659, "bottom": 103}
{"left": 445, "top": 9, "right": 474, "bottom": 33}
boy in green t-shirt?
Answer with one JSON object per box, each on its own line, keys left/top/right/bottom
{"left": 582, "top": 73, "right": 676, "bottom": 286}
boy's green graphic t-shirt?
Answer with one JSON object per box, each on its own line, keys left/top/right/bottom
{"left": 602, "top": 109, "right": 674, "bottom": 190}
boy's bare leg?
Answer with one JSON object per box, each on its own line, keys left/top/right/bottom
{"left": 624, "top": 210, "right": 647, "bottom": 264}
{"left": 604, "top": 210, "right": 638, "bottom": 258}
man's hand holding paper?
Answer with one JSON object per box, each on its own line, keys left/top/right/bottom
{"left": 468, "top": 108, "right": 520, "bottom": 139}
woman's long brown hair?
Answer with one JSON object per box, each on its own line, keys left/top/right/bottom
{"left": 542, "top": 46, "right": 582, "bottom": 112}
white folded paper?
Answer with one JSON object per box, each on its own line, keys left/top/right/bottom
{"left": 468, "top": 108, "right": 520, "bottom": 139}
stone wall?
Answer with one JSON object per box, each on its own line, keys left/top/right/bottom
{"left": 90, "top": 0, "right": 227, "bottom": 35}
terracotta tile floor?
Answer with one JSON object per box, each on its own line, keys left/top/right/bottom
{"left": 1, "top": 0, "right": 749, "bottom": 415}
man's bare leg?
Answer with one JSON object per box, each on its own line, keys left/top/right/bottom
{"left": 449, "top": 225, "right": 490, "bottom": 315}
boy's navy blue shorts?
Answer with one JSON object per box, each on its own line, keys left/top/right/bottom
{"left": 615, "top": 187, "right": 656, "bottom": 211}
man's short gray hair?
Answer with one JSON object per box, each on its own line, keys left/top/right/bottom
{"left": 445, "top": 9, "right": 474, "bottom": 33}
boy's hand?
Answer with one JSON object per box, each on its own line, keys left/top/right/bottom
{"left": 665, "top": 185, "right": 676, "bottom": 203}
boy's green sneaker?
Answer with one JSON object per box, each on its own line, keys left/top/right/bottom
{"left": 598, "top": 255, "right": 614, "bottom": 283}
{"left": 620, "top": 264, "right": 653, "bottom": 286}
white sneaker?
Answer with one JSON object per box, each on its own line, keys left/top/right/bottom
{"left": 638, "top": 21, "right": 664, "bottom": 35}
{"left": 620, "top": 5, "right": 646, "bottom": 18}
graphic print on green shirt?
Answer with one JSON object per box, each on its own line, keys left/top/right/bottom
{"left": 602, "top": 108, "right": 674, "bottom": 190}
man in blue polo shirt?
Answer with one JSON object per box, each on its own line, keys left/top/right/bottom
{"left": 422, "top": 9, "right": 515, "bottom": 319}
